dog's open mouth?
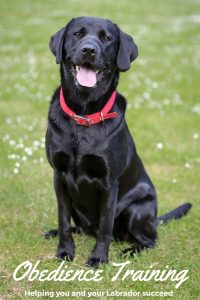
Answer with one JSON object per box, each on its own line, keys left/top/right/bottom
{"left": 73, "top": 63, "right": 103, "bottom": 88}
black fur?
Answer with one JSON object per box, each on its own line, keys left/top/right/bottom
{"left": 45, "top": 16, "right": 192, "bottom": 267}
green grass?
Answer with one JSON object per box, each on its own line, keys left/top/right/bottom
{"left": 0, "top": 0, "right": 199, "bottom": 299}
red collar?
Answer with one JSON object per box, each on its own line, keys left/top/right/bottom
{"left": 60, "top": 88, "right": 117, "bottom": 127}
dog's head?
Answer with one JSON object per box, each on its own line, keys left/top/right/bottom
{"left": 49, "top": 17, "right": 138, "bottom": 90}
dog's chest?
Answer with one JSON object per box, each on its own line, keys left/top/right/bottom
{"left": 52, "top": 131, "right": 108, "bottom": 187}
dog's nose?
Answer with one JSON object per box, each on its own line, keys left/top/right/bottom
{"left": 81, "top": 45, "right": 97, "bottom": 56}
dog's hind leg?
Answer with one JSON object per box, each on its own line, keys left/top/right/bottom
{"left": 121, "top": 195, "right": 157, "bottom": 257}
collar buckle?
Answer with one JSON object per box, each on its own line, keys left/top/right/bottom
{"left": 100, "top": 111, "right": 104, "bottom": 122}
{"left": 74, "top": 115, "right": 91, "bottom": 127}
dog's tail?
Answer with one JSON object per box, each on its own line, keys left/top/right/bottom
{"left": 156, "top": 203, "right": 192, "bottom": 225}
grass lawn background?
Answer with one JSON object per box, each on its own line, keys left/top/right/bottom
{"left": 0, "top": 0, "right": 199, "bottom": 299}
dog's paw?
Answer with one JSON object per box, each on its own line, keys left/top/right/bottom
{"left": 56, "top": 247, "right": 74, "bottom": 261}
{"left": 86, "top": 256, "right": 108, "bottom": 268}
{"left": 43, "top": 229, "right": 58, "bottom": 239}
{"left": 121, "top": 242, "right": 155, "bottom": 258}
{"left": 56, "top": 242, "right": 74, "bottom": 261}
{"left": 121, "top": 246, "right": 138, "bottom": 258}
{"left": 57, "top": 251, "right": 74, "bottom": 261}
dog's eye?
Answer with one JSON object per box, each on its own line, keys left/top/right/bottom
{"left": 74, "top": 32, "right": 82, "bottom": 38}
{"left": 104, "top": 35, "right": 111, "bottom": 41}
{"left": 101, "top": 34, "right": 111, "bottom": 42}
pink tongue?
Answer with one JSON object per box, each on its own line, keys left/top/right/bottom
{"left": 76, "top": 66, "right": 97, "bottom": 87}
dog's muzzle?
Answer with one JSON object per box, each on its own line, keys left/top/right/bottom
{"left": 72, "top": 41, "right": 105, "bottom": 88}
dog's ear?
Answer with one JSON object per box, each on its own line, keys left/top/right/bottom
{"left": 49, "top": 26, "right": 66, "bottom": 64}
{"left": 117, "top": 29, "right": 138, "bottom": 72}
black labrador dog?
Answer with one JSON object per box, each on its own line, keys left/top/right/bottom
{"left": 45, "top": 16, "right": 191, "bottom": 267}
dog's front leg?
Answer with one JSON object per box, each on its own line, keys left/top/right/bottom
{"left": 54, "top": 170, "right": 75, "bottom": 261}
{"left": 86, "top": 181, "right": 118, "bottom": 267}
